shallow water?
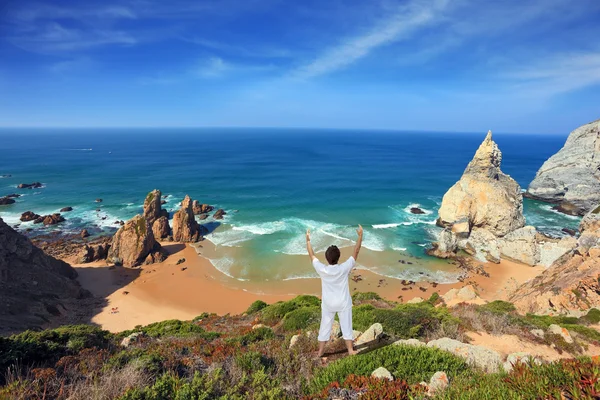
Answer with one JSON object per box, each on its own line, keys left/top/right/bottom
{"left": 0, "top": 128, "right": 580, "bottom": 282}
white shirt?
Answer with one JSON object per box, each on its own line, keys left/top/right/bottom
{"left": 312, "top": 256, "right": 355, "bottom": 312}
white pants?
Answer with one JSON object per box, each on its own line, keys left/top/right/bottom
{"left": 318, "top": 306, "right": 353, "bottom": 341}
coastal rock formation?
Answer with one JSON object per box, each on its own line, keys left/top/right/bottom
{"left": 78, "top": 242, "right": 111, "bottom": 263}
{"left": 192, "top": 200, "right": 213, "bottom": 215}
{"left": 526, "top": 119, "right": 600, "bottom": 216}
{"left": 427, "top": 337, "right": 502, "bottom": 373}
{"left": 0, "top": 197, "right": 15, "bottom": 205}
{"left": 509, "top": 205, "right": 600, "bottom": 314}
{"left": 213, "top": 208, "right": 226, "bottom": 220}
{"left": 152, "top": 216, "right": 170, "bottom": 240}
{"left": 60, "top": 207, "right": 73, "bottom": 212}
{"left": 143, "top": 189, "right": 163, "bottom": 226}
{"left": 108, "top": 215, "right": 164, "bottom": 267}
{"left": 18, "top": 182, "right": 42, "bottom": 189}
{"left": 438, "top": 131, "right": 524, "bottom": 237}
{"left": 173, "top": 195, "right": 205, "bottom": 242}
{"left": 0, "top": 217, "right": 90, "bottom": 335}
{"left": 33, "top": 213, "right": 65, "bottom": 226}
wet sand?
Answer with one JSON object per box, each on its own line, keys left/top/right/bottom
{"left": 74, "top": 242, "right": 544, "bottom": 332}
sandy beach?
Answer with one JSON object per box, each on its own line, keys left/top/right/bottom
{"left": 74, "top": 240, "right": 544, "bottom": 332}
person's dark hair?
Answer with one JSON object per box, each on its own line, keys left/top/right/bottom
{"left": 325, "top": 245, "right": 341, "bottom": 265}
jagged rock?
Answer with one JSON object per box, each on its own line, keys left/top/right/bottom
{"left": 34, "top": 213, "right": 65, "bottom": 226}
{"left": 438, "top": 131, "right": 525, "bottom": 237}
{"left": 121, "top": 332, "right": 145, "bottom": 347}
{"left": 442, "top": 285, "right": 481, "bottom": 306}
{"left": 0, "top": 217, "right": 90, "bottom": 335}
{"left": 192, "top": 200, "right": 214, "bottom": 215}
{"left": 152, "top": 216, "right": 170, "bottom": 240}
{"left": 213, "top": 208, "right": 226, "bottom": 220}
{"left": 289, "top": 331, "right": 315, "bottom": 348}
{"left": 60, "top": 207, "right": 73, "bottom": 212}
{"left": 80, "top": 229, "right": 90, "bottom": 238}
{"left": 108, "top": 215, "right": 161, "bottom": 267}
{"left": 355, "top": 323, "right": 383, "bottom": 346}
{"left": 20, "top": 211, "right": 40, "bottom": 222}
{"left": 410, "top": 207, "right": 425, "bottom": 214}
{"left": 463, "top": 228, "right": 500, "bottom": 263}
{"left": 526, "top": 119, "right": 600, "bottom": 215}
{"left": 78, "top": 242, "right": 110, "bottom": 263}
{"left": 510, "top": 206, "right": 600, "bottom": 314}
{"left": 173, "top": 195, "right": 204, "bottom": 242}
{"left": 503, "top": 352, "right": 541, "bottom": 372}
{"left": 499, "top": 226, "right": 539, "bottom": 266}
{"left": 143, "top": 248, "right": 168, "bottom": 265}
{"left": 5, "top": 194, "right": 20, "bottom": 198}
{"left": 428, "top": 372, "right": 449, "bottom": 395}
{"left": 548, "top": 324, "right": 574, "bottom": 343}
{"left": 17, "top": 182, "right": 42, "bottom": 189}
{"left": 143, "top": 189, "right": 162, "bottom": 226}
{"left": 0, "top": 197, "right": 15, "bottom": 205}
{"left": 426, "top": 229, "right": 458, "bottom": 258}
{"left": 538, "top": 236, "right": 577, "bottom": 267}
{"left": 427, "top": 338, "right": 502, "bottom": 373}
{"left": 371, "top": 367, "right": 393, "bottom": 381}
{"left": 393, "top": 339, "right": 426, "bottom": 347}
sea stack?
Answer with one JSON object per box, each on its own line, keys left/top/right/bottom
{"left": 172, "top": 195, "right": 204, "bottom": 242}
{"left": 526, "top": 119, "right": 600, "bottom": 216}
{"left": 143, "top": 189, "right": 170, "bottom": 239}
{"left": 108, "top": 215, "right": 165, "bottom": 267}
{"left": 509, "top": 204, "right": 600, "bottom": 314}
{"left": 0, "top": 217, "right": 90, "bottom": 335}
{"left": 432, "top": 131, "right": 525, "bottom": 263}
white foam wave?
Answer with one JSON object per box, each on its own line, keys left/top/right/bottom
{"left": 361, "top": 265, "right": 461, "bottom": 284}
{"left": 206, "top": 228, "right": 255, "bottom": 247}
{"left": 207, "top": 256, "right": 249, "bottom": 281}
{"left": 66, "top": 148, "right": 93, "bottom": 151}
{"left": 372, "top": 223, "right": 401, "bottom": 229}
{"left": 539, "top": 204, "right": 582, "bottom": 220}
{"left": 232, "top": 221, "right": 286, "bottom": 235}
{"left": 392, "top": 246, "right": 407, "bottom": 251}
{"left": 403, "top": 203, "right": 433, "bottom": 215}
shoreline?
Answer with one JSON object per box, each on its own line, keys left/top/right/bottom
{"left": 73, "top": 241, "right": 544, "bottom": 332}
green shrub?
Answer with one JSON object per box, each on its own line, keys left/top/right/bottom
{"left": 478, "top": 300, "right": 516, "bottom": 315}
{"left": 522, "top": 314, "right": 579, "bottom": 329}
{"left": 580, "top": 308, "right": 600, "bottom": 324}
{"left": 105, "top": 348, "right": 164, "bottom": 375}
{"left": 120, "top": 320, "right": 219, "bottom": 339}
{"left": 246, "top": 300, "right": 268, "bottom": 314}
{"left": 563, "top": 324, "right": 600, "bottom": 342}
{"left": 352, "top": 292, "right": 383, "bottom": 302}
{"left": 235, "top": 351, "right": 275, "bottom": 373}
{"left": 308, "top": 344, "right": 470, "bottom": 393}
{"left": 235, "top": 327, "right": 275, "bottom": 346}
{"left": 282, "top": 307, "right": 320, "bottom": 331}
{"left": 428, "top": 292, "right": 441, "bottom": 305}
{"left": 353, "top": 302, "right": 457, "bottom": 338}
{"left": 260, "top": 295, "right": 320, "bottom": 325}
{"left": 192, "top": 312, "right": 214, "bottom": 322}
{"left": 0, "top": 325, "right": 113, "bottom": 383}
{"left": 313, "top": 374, "right": 425, "bottom": 400}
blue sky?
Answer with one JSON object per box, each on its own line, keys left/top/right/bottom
{"left": 1, "top": 0, "right": 599, "bottom": 133}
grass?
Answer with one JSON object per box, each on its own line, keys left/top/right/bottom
{"left": 246, "top": 300, "right": 268, "bottom": 314}
{"left": 119, "top": 320, "right": 220, "bottom": 340}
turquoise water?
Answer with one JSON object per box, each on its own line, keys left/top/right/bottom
{"left": 0, "top": 128, "right": 581, "bottom": 282}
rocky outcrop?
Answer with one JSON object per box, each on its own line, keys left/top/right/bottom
{"left": 33, "top": 213, "right": 65, "bottom": 226}
{"left": 173, "top": 195, "right": 205, "bottom": 242}
{"left": 192, "top": 200, "right": 213, "bottom": 215}
{"left": 0, "top": 197, "right": 15, "bottom": 205}
{"left": 0, "top": 217, "right": 90, "bottom": 335}
{"left": 526, "top": 119, "right": 600, "bottom": 216}
{"left": 143, "top": 189, "right": 163, "bottom": 226}
{"left": 427, "top": 337, "right": 502, "bottom": 373}
{"left": 438, "top": 131, "right": 524, "bottom": 237}
{"left": 509, "top": 205, "right": 600, "bottom": 314}
{"left": 152, "top": 216, "right": 170, "bottom": 240}
{"left": 20, "top": 211, "right": 40, "bottom": 222}
{"left": 60, "top": 207, "right": 73, "bottom": 212}
{"left": 108, "top": 215, "right": 164, "bottom": 267}
{"left": 78, "top": 242, "right": 111, "bottom": 263}
{"left": 18, "top": 182, "right": 42, "bottom": 189}
{"left": 213, "top": 208, "right": 226, "bottom": 220}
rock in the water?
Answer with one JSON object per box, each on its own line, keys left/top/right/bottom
{"left": 173, "top": 195, "right": 204, "bottom": 242}
{"left": 108, "top": 215, "right": 162, "bottom": 267}
{"left": 0, "top": 197, "right": 15, "bottom": 205}
{"left": 17, "top": 182, "right": 42, "bottom": 189}
{"left": 5, "top": 194, "right": 20, "bottom": 199}
{"left": 428, "top": 371, "right": 449, "bottom": 395}
{"left": 371, "top": 367, "right": 393, "bottom": 381}
{"left": 192, "top": 200, "right": 214, "bottom": 215}
{"left": 503, "top": 352, "right": 541, "bottom": 372}
{"left": 80, "top": 229, "right": 90, "bottom": 238}
{"left": 427, "top": 338, "right": 502, "bottom": 373}
{"left": 548, "top": 324, "right": 574, "bottom": 343}
{"left": 213, "top": 208, "right": 226, "bottom": 220}
{"left": 510, "top": 206, "right": 600, "bottom": 314}
{"left": 60, "top": 207, "right": 73, "bottom": 212}
{"left": 410, "top": 207, "right": 425, "bottom": 214}
{"left": 34, "top": 213, "right": 65, "bottom": 226}
{"left": 355, "top": 323, "right": 383, "bottom": 345}
{"left": 20, "top": 211, "right": 41, "bottom": 222}
{"left": 526, "top": 119, "right": 600, "bottom": 215}
{"left": 438, "top": 131, "right": 525, "bottom": 237}
{"left": 0, "top": 217, "right": 90, "bottom": 335}
{"left": 95, "top": 198, "right": 103, "bottom": 203}
{"left": 152, "top": 216, "right": 170, "bottom": 240}
{"left": 143, "top": 189, "right": 162, "bottom": 226}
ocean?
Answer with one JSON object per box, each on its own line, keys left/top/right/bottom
{"left": 0, "top": 128, "right": 581, "bottom": 283}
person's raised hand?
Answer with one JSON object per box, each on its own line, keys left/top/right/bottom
{"left": 306, "top": 229, "right": 311, "bottom": 241}
{"left": 356, "top": 224, "right": 363, "bottom": 237}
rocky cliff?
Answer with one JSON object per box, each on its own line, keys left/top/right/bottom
{"left": 509, "top": 205, "right": 600, "bottom": 314}
{"left": 172, "top": 195, "right": 205, "bottom": 242}
{"left": 526, "top": 119, "right": 600, "bottom": 215}
{"left": 108, "top": 215, "right": 165, "bottom": 267}
{"left": 0, "top": 217, "right": 90, "bottom": 335}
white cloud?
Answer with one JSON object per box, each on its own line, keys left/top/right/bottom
{"left": 292, "top": 0, "right": 450, "bottom": 78}
{"left": 195, "top": 57, "right": 231, "bottom": 78}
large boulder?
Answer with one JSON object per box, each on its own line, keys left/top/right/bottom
{"left": 509, "top": 205, "right": 600, "bottom": 314}
{"left": 143, "top": 189, "right": 163, "bottom": 226}
{"left": 355, "top": 323, "right": 383, "bottom": 346}
{"left": 0, "top": 217, "right": 90, "bottom": 335}
{"left": 0, "top": 197, "right": 15, "bottom": 205}
{"left": 427, "top": 338, "right": 502, "bottom": 373}
{"left": 192, "top": 200, "right": 213, "bottom": 215}
{"left": 20, "top": 211, "right": 40, "bottom": 222}
{"left": 152, "top": 216, "right": 170, "bottom": 240}
{"left": 526, "top": 119, "right": 600, "bottom": 216}
{"left": 462, "top": 228, "right": 500, "bottom": 263}
{"left": 499, "top": 226, "right": 539, "bottom": 266}
{"left": 438, "top": 131, "right": 525, "bottom": 237}
{"left": 108, "top": 215, "right": 162, "bottom": 267}
{"left": 172, "top": 195, "right": 204, "bottom": 242}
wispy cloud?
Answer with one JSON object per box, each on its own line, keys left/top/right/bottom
{"left": 292, "top": 0, "right": 450, "bottom": 78}
{"left": 195, "top": 57, "right": 231, "bottom": 78}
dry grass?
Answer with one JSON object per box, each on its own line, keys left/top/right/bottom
{"left": 451, "top": 304, "right": 520, "bottom": 336}
{"left": 66, "top": 362, "right": 151, "bottom": 400}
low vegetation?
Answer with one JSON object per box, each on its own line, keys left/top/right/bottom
{"left": 1, "top": 295, "right": 599, "bottom": 399}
